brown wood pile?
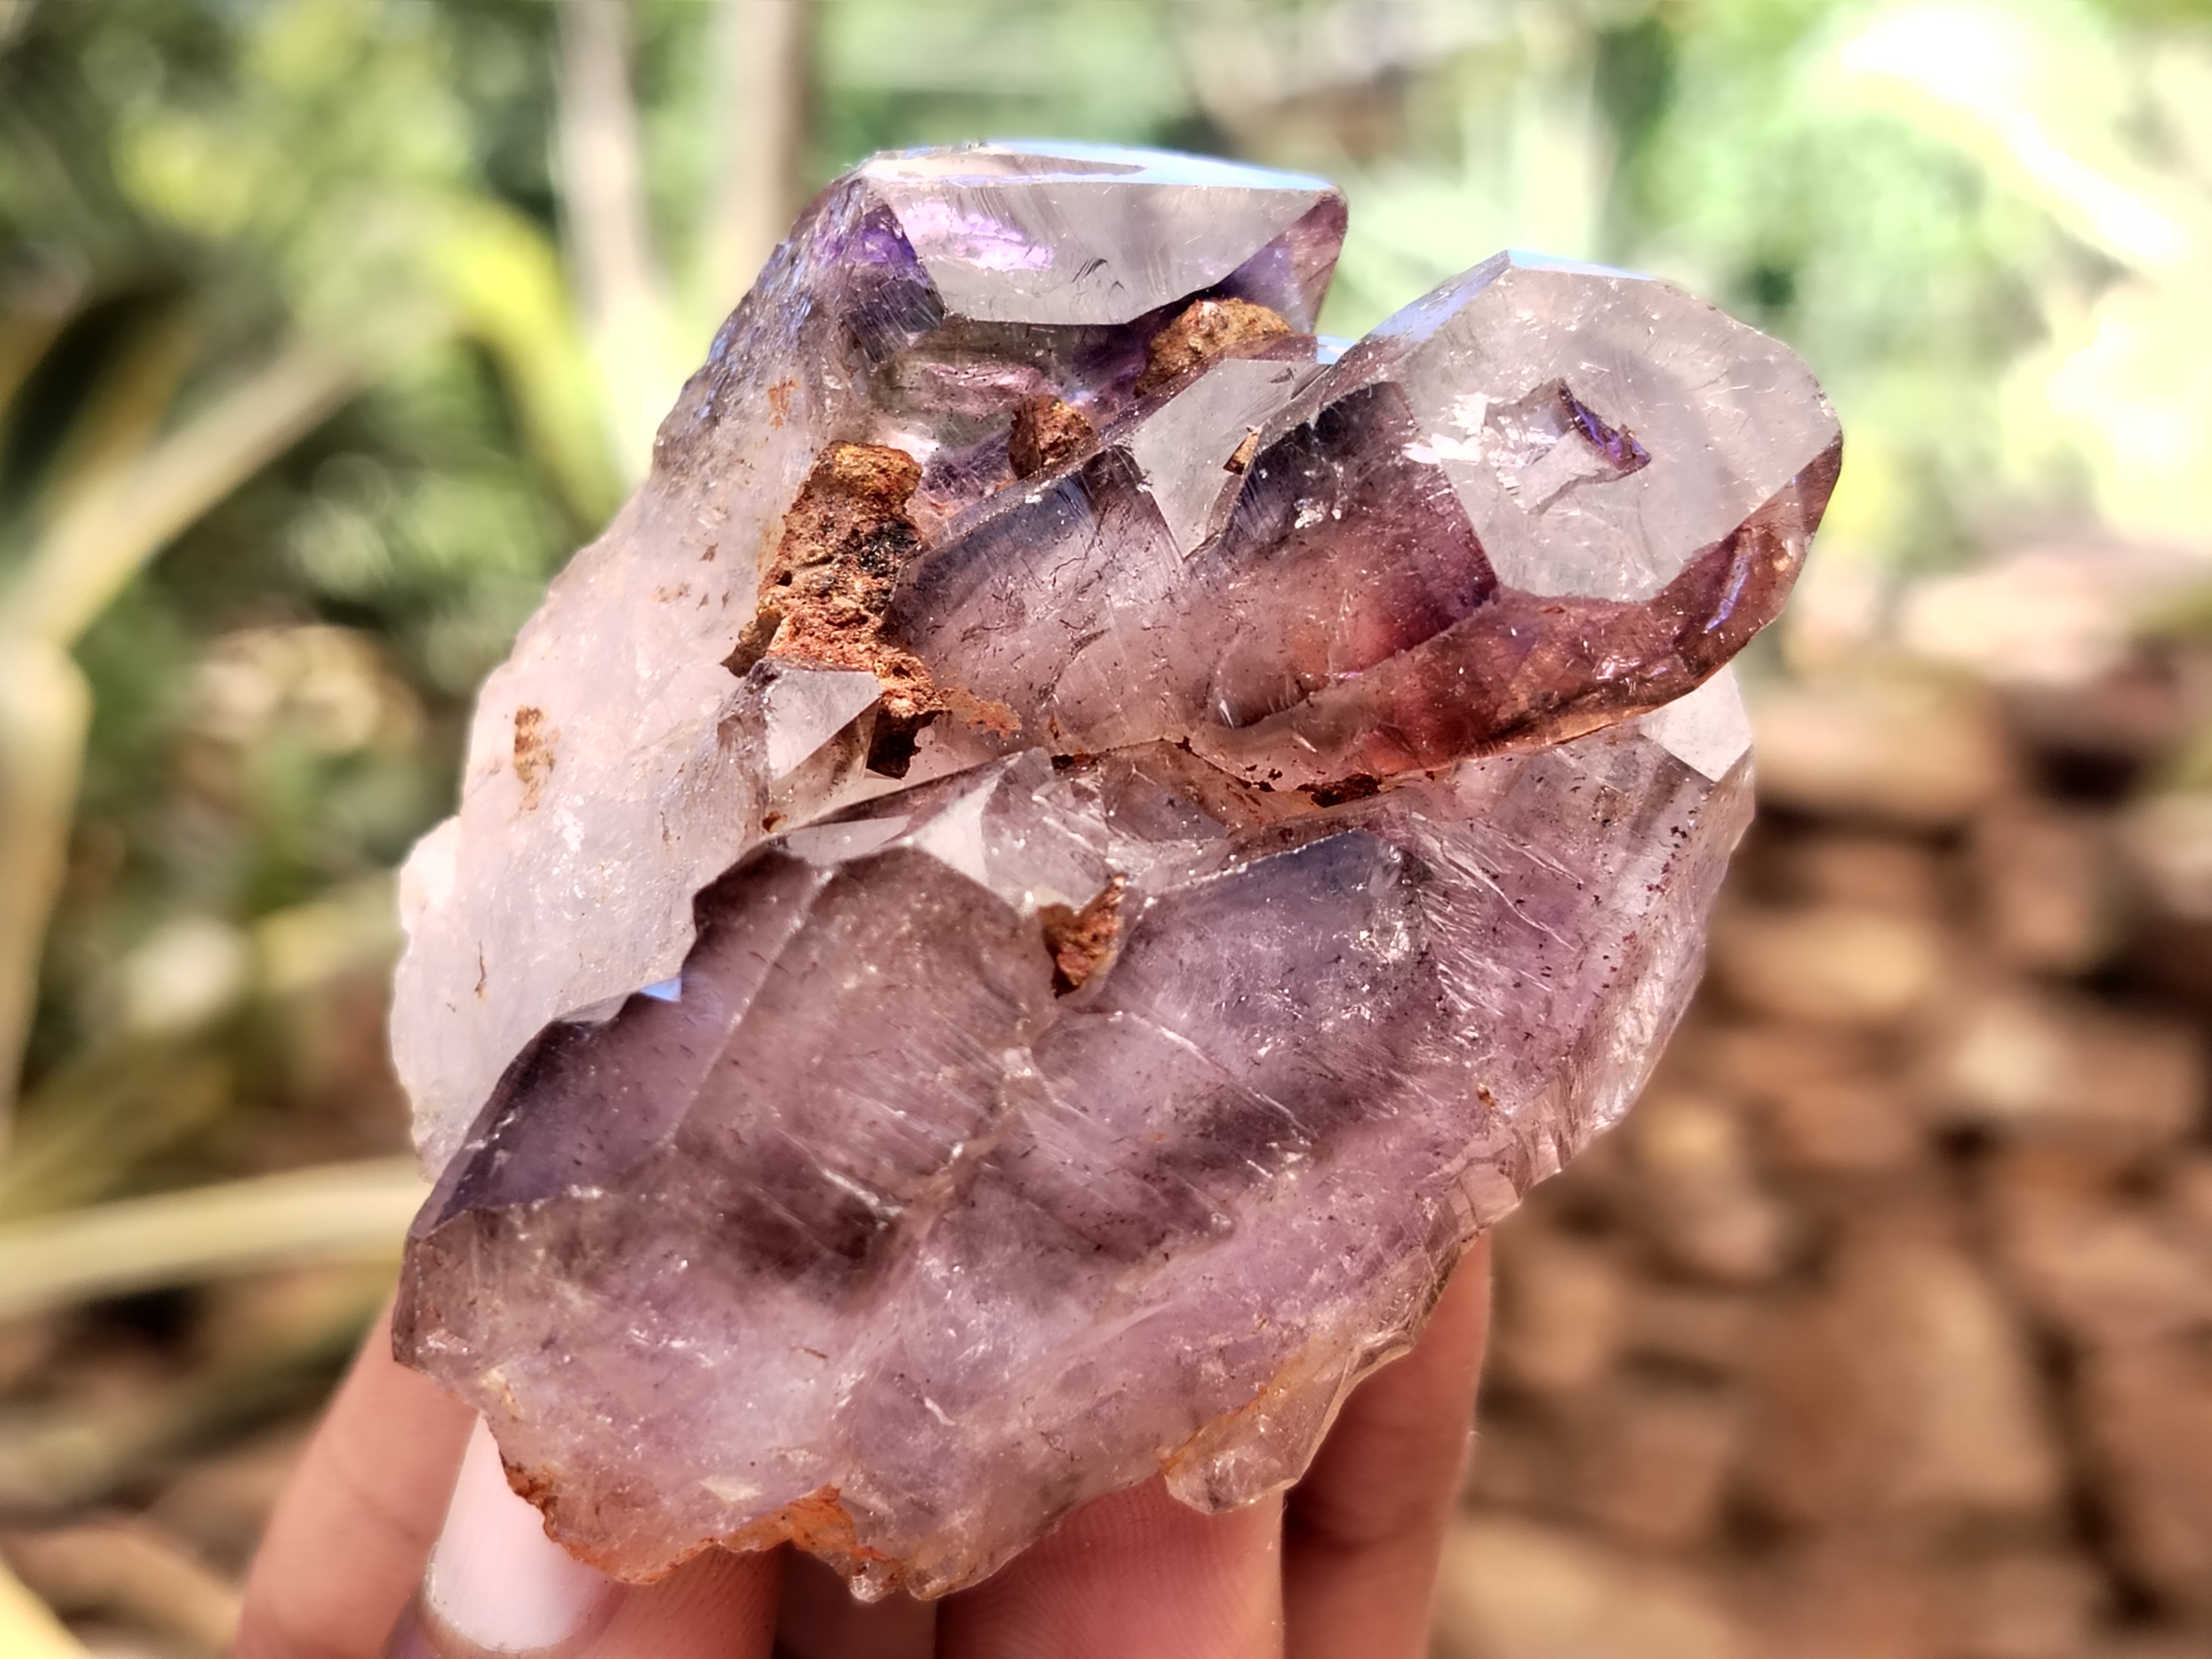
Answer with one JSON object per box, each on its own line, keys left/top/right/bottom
{"left": 1440, "top": 659, "right": 2212, "bottom": 1659}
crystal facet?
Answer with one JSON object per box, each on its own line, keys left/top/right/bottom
{"left": 389, "top": 143, "right": 1838, "bottom": 1595}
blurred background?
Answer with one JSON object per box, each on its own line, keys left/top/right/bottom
{"left": 0, "top": 0, "right": 2209, "bottom": 1653}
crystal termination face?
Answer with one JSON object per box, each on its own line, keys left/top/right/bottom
{"left": 390, "top": 143, "right": 1839, "bottom": 1597}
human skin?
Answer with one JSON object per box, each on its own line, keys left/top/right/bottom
{"left": 232, "top": 1240, "right": 1489, "bottom": 1659}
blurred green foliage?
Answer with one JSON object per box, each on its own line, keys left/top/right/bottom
{"left": 0, "top": 0, "right": 2204, "bottom": 1207}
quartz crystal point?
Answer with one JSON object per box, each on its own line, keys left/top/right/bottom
{"left": 390, "top": 142, "right": 1839, "bottom": 1595}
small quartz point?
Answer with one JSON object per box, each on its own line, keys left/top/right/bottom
{"left": 391, "top": 143, "right": 1838, "bottom": 1595}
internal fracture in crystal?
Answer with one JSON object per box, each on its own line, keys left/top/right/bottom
{"left": 389, "top": 142, "right": 1839, "bottom": 1595}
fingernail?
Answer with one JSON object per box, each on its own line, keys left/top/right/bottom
{"left": 419, "top": 1418, "right": 618, "bottom": 1653}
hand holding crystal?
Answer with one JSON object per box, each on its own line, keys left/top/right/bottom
{"left": 232, "top": 1257, "right": 1488, "bottom": 1658}
{"left": 329, "top": 142, "right": 1834, "bottom": 1627}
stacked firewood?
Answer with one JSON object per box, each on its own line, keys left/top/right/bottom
{"left": 1438, "top": 659, "right": 2212, "bottom": 1659}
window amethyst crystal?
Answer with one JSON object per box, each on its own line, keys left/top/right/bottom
{"left": 389, "top": 142, "right": 1841, "bottom": 1596}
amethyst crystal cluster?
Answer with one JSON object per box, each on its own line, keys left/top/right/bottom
{"left": 390, "top": 144, "right": 1840, "bottom": 1595}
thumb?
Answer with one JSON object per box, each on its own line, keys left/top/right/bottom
{"left": 380, "top": 1419, "right": 780, "bottom": 1659}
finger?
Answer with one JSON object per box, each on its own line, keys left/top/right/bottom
{"left": 774, "top": 1548, "right": 937, "bottom": 1658}
{"left": 1281, "top": 1238, "right": 1492, "bottom": 1659}
{"left": 378, "top": 1417, "right": 780, "bottom": 1659}
{"left": 938, "top": 1477, "right": 1283, "bottom": 1659}
{"left": 236, "top": 1302, "right": 475, "bottom": 1659}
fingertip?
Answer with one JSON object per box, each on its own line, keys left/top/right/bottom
{"left": 385, "top": 1532, "right": 781, "bottom": 1659}
{"left": 941, "top": 1477, "right": 1282, "bottom": 1659}
{"left": 238, "top": 1303, "right": 474, "bottom": 1659}
{"left": 385, "top": 1416, "right": 782, "bottom": 1659}
{"left": 421, "top": 1420, "right": 620, "bottom": 1651}
{"left": 592, "top": 1545, "right": 782, "bottom": 1659}
{"left": 1281, "top": 1239, "right": 1494, "bottom": 1659}
{"left": 775, "top": 1548, "right": 937, "bottom": 1659}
